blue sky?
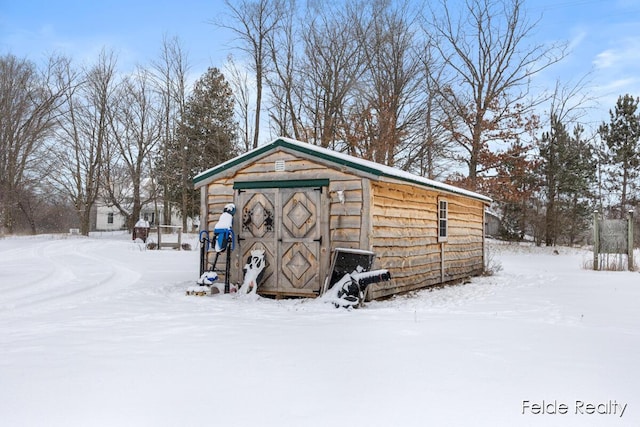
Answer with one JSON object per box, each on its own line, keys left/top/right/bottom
{"left": 1, "top": 0, "right": 639, "bottom": 131}
{"left": 0, "top": 0, "right": 232, "bottom": 73}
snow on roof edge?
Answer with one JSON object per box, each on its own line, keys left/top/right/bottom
{"left": 194, "top": 137, "right": 492, "bottom": 203}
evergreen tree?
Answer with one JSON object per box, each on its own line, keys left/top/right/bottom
{"left": 158, "top": 67, "right": 237, "bottom": 223}
{"left": 539, "top": 115, "right": 569, "bottom": 245}
{"left": 540, "top": 117, "right": 596, "bottom": 245}
{"left": 598, "top": 94, "right": 640, "bottom": 217}
{"left": 557, "top": 125, "right": 597, "bottom": 245}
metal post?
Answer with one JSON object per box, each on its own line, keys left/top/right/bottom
{"left": 628, "top": 210, "right": 634, "bottom": 271}
{"left": 224, "top": 236, "right": 232, "bottom": 294}
{"left": 593, "top": 210, "right": 599, "bottom": 271}
{"left": 440, "top": 243, "right": 445, "bottom": 283}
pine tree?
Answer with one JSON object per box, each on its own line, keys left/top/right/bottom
{"left": 158, "top": 67, "right": 237, "bottom": 223}
{"left": 599, "top": 94, "right": 640, "bottom": 217}
{"left": 539, "top": 115, "right": 569, "bottom": 245}
{"left": 557, "top": 125, "right": 597, "bottom": 245}
{"left": 540, "top": 117, "right": 596, "bottom": 245}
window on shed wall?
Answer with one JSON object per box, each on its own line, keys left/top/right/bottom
{"left": 107, "top": 212, "right": 114, "bottom": 224}
{"left": 438, "top": 199, "right": 448, "bottom": 242}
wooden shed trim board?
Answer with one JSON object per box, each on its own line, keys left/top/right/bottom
{"left": 193, "top": 137, "right": 492, "bottom": 204}
{"left": 233, "top": 179, "right": 330, "bottom": 190}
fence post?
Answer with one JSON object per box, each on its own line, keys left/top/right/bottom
{"left": 628, "top": 210, "right": 634, "bottom": 271}
{"left": 593, "top": 210, "right": 599, "bottom": 271}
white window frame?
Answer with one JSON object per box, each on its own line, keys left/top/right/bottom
{"left": 438, "top": 198, "right": 448, "bottom": 242}
{"left": 107, "top": 212, "right": 114, "bottom": 225}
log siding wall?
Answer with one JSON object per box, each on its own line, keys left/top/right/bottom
{"left": 367, "top": 181, "right": 485, "bottom": 300}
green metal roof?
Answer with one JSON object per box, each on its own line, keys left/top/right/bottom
{"left": 193, "top": 137, "right": 492, "bottom": 203}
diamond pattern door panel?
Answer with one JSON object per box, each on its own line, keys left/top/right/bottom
{"left": 282, "top": 192, "right": 317, "bottom": 238}
{"left": 281, "top": 242, "right": 318, "bottom": 289}
{"left": 279, "top": 189, "right": 322, "bottom": 293}
{"left": 238, "top": 190, "right": 277, "bottom": 294}
{"left": 237, "top": 186, "right": 325, "bottom": 296}
{"left": 241, "top": 193, "right": 275, "bottom": 238}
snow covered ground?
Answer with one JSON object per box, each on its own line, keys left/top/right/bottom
{"left": 0, "top": 232, "right": 638, "bottom": 427}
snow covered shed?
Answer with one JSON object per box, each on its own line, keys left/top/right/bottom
{"left": 193, "top": 137, "right": 491, "bottom": 300}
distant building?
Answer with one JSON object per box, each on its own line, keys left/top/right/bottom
{"left": 484, "top": 210, "right": 502, "bottom": 238}
{"left": 91, "top": 178, "right": 194, "bottom": 232}
{"left": 92, "top": 202, "right": 181, "bottom": 231}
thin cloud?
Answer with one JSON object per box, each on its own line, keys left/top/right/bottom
{"left": 593, "top": 49, "right": 617, "bottom": 69}
{"left": 593, "top": 36, "right": 640, "bottom": 69}
{"left": 596, "top": 77, "right": 638, "bottom": 93}
{"left": 567, "top": 28, "right": 587, "bottom": 52}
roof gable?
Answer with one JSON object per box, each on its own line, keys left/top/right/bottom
{"left": 193, "top": 137, "right": 491, "bottom": 203}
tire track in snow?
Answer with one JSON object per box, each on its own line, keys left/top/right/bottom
{"left": 0, "top": 237, "right": 141, "bottom": 312}
{"left": 0, "top": 239, "right": 62, "bottom": 294}
{"left": 0, "top": 239, "right": 73, "bottom": 305}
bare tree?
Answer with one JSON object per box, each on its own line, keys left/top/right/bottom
{"left": 152, "top": 35, "right": 191, "bottom": 229}
{"left": 430, "top": 0, "right": 566, "bottom": 189}
{"left": 0, "top": 54, "right": 67, "bottom": 234}
{"left": 218, "top": 0, "right": 286, "bottom": 148}
{"left": 225, "top": 55, "right": 254, "bottom": 152}
{"left": 104, "top": 68, "right": 163, "bottom": 230}
{"left": 264, "top": 0, "right": 302, "bottom": 140}
{"left": 350, "top": 0, "right": 424, "bottom": 167}
{"left": 407, "top": 41, "right": 454, "bottom": 179}
{"left": 298, "top": 1, "right": 366, "bottom": 148}
{"left": 48, "top": 50, "right": 118, "bottom": 235}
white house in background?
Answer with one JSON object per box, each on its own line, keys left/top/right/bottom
{"left": 92, "top": 177, "right": 197, "bottom": 232}
{"left": 93, "top": 202, "right": 186, "bottom": 231}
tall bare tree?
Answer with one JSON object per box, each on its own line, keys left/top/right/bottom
{"left": 152, "top": 35, "right": 190, "bottom": 229}
{"left": 299, "top": 1, "right": 366, "bottom": 148}
{"left": 351, "top": 0, "right": 423, "bottom": 166}
{"left": 219, "top": 0, "right": 286, "bottom": 148}
{"left": 49, "top": 50, "right": 118, "bottom": 235}
{"left": 264, "top": 0, "right": 301, "bottom": 140}
{"left": 104, "top": 68, "right": 163, "bottom": 230}
{"left": 0, "top": 54, "right": 67, "bottom": 233}
{"left": 409, "top": 42, "right": 453, "bottom": 179}
{"left": 225, "top": 55, "right": 254, "bottom": 152}
{"left": 430, "top": 0, "right": 566, "bottom": 189}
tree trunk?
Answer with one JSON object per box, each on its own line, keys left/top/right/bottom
{"left": 545, "top": 198, "right": 555, "bottom": 246}
{"left": 17, "top": 199, "right": 37, "bottom": 235}
{"left": 253, "top": 61, "right": 262, "bottom": 149}
{"left": 79, "top": 204, "right": 92, "bottom": 236}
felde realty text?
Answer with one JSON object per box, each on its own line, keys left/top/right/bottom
{"left": 522, "top": 400, "right": 627, "bottom": 418}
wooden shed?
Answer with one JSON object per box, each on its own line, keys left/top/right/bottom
{"left": 193, "top": 137, "right": 491, "bottom": 300}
